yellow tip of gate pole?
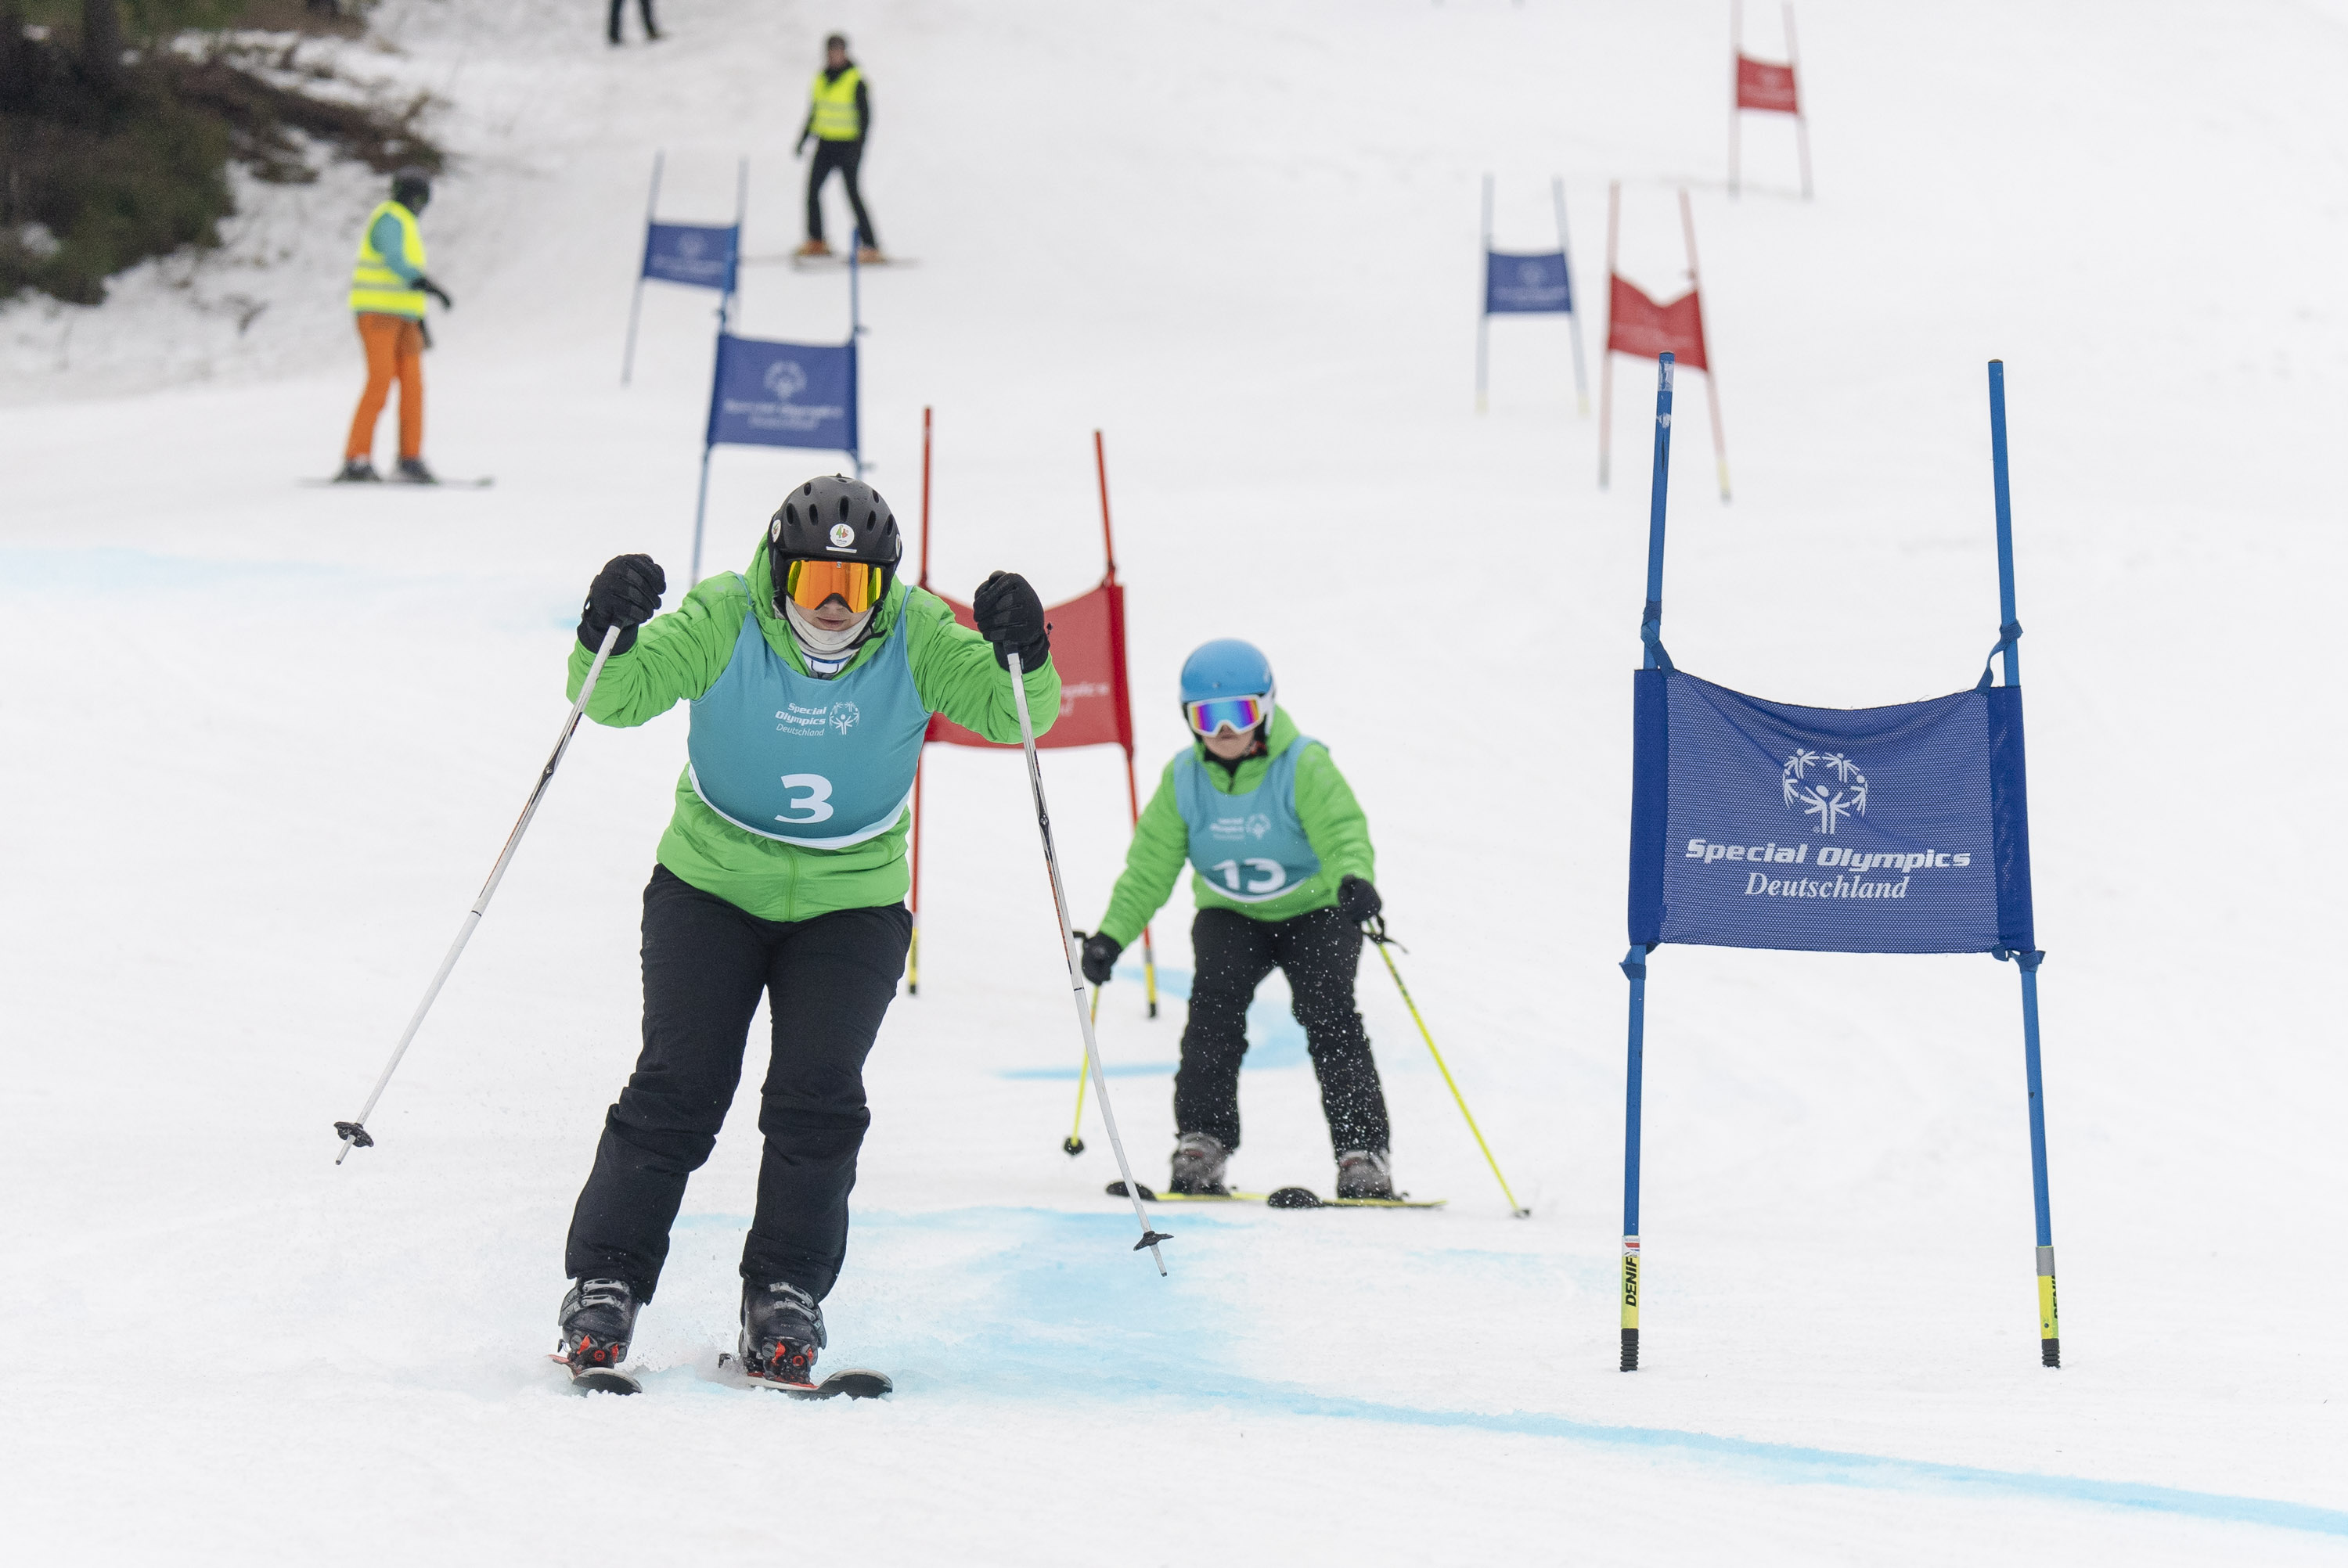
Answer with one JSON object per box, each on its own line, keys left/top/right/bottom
{"left": 1370, "top": 934, "right": 1528, "bottom": 1217}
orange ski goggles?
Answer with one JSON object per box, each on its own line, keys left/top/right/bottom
{"left": 782, "top": 558, "right": 884, "bottom": 613}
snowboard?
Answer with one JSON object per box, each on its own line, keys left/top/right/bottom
{"left": 714, "top": 1353, "right": 894, "bottom": 1401}
{"left": 1107, "top": 1180, "right": 1444, "bottom": 1210}
{"left": 300, "top": 476, "right": 495, "bottom": 489}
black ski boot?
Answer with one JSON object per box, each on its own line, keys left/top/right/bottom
{"left": 334, "top": 458, "right": 380, "bottom": 483}
{"left": 740, "top": 1280, "right": 826, "bottom": 1387}
{"left": 393, "top": 456, "right": 438, "bottom": 484}
{"left": 558, "top": 1278, "right": 641, "bottom": 1380}
{"left": 1169, "top": 1131, "right": 1230, "bottom": 1196}
{"left": 1335, "top": 1149, "right": 1396, "bottom": 1200}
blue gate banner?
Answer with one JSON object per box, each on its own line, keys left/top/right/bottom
{"left": 1486, "top": 249, "right": 1573, "bottom": 315}
{"left": 1627, "top": 669, "right": 2034, "bottom": 955}
{"left": 643, "top": 221, "right": 739, "bottom": 291}
{"left": 707, "top": 335, "right": 858, "bottom": 454}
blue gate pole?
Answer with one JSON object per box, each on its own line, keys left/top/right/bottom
{"left": 1476, "top": 174, "right": 1493, "bottom": 414}
{"left": 1553, "top": 175, "right": 1590, "bottom": 416}
{"left": 622, "top": 150, "right": 663, "bottom": 386}
{"left": 1619, "top": 351, "right": 1676, "bottom": 1372}
{"left": 1620, "top": 948, "right": 1648, "bottom": 1370}
{"left": 1644, "top": 352, "right": 1676, "bottom": 660}
{"left": 1990, "top": 358, "right": 2060, "bottom": 1368}
{"left": 690, "top": 296, "right": 730, "bottom": 585}
{"left": 726, "top": 156, "right": 747, "bottom": 308}
{"left": 848, "top": 239, "right": 864, "bottom": 479}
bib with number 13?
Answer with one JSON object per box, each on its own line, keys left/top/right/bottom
{"left": 1174, "top": 739, "right": 1323, "bottom": 902}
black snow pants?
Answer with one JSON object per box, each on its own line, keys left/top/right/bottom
{"left": 805, "top": 139, "right": 880, "bottom": 250}
{"left": 607, "top": 0, "right": 655, "bottom": 43}
{"left": 1174, "top": 904, "right": 1391, "bottom": 1158}
{"left": 564, "top": 865, "right": 909, "bottom": 1303}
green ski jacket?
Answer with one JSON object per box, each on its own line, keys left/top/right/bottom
{"left": 1094, "top": 707, "right": 1373, "bottom": 947}
{"left": 566, "top": 545, "right": 1059, "bottom": 922}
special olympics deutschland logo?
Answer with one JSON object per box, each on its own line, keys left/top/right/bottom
{"left": 1782, "top": 749, "right": 1867, "bottom": 835}
{"left": 763, "top": 360, "right": 808, "bottom": 401}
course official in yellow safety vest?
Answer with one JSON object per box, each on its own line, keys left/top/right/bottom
{"left": 339, "top": 168, "right": 454, "bottom": 484}
{"left": 794, "top": 33, "right": 884, "bottom": 263}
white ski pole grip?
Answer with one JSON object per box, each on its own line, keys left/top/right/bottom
{"left": 1005, "top": 649, "right": 1172, "bottom": 1273}
{"left": 333, "top": 620, "right": 628, "bottom": 1165}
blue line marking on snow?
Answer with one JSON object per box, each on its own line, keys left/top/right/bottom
{"left": 758, "top": 1207, "right": 2348, "bottom": 1541}
{"left": 996, "top": 962, "right": 1308, "bottom": 1080}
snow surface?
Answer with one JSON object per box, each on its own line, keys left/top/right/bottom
{"left": 4, "top": 0, "right": 2345, "bottom": 1561}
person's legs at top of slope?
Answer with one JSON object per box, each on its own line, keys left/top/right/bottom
{"left": 608, "top": 0, "right": 659, "bottom": 45}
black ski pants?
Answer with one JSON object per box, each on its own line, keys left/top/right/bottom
{"left": 805, "top": 139, "right": 879, "bottom": 250}
{"left": 1175, "top": 904, "right": 1391, "bottom": 1158}
{"left": 564, "top": 865, "right": 909, "bottom": 1303}
{"left": 607, "top": 0, "right": 655, "bottom": 43}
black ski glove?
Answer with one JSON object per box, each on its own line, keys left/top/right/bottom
{"left": 580, "top": 554, "right": 666, "bottom": 655}
{"left": 416, "top": 275, "right": 453, "bottom": 309}
{"left": 1075, "top": 931, "right": 1122, "bottom": 987}
{"left": 1338, "top": 874, "right": 1382, "bottom": 927}
{"left": 973, "top": 570, "right": 1050, "bottom": 671}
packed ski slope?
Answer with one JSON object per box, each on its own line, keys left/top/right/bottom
{"left": 4, "top": 0, "right": 2345, "bottom": 1560}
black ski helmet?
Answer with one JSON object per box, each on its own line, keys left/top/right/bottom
{"left": 391, "top": 167, "right": 433, "bottom": 212}
{"left": 769, "top": 475, "right": 902, "bottom": 599}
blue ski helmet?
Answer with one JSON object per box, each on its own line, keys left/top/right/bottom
{"left": 1179, "top": 639, "right": 1276, "bottom": 707}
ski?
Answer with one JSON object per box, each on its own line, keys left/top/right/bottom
{"left": 299, "top": 476, "right": 495, "bottom": 489}
{"left": 549, "top": 1352, "right": 641, "bottom": 1395}
{"left": 766, "top": 254, "right": 919, "bottom": 271}
{"left": 714, "top": 1353, "right": 893, "bottom": 1401}
{"left": 1107, "top": 1180, "right": 1445, "bottom": 1210}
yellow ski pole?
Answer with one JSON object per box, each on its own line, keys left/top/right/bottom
{"left": 1368, "top": 924, "right": 1529, "bottom": 1217}
{"left": 1064, "top": 987, "right": 1099, "bottom": 1156}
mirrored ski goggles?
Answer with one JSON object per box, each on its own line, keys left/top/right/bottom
{"left": 782, "top": 559, "right": 884, "bottom": 614}
{"left": 1184, "top": 694, "right": 1273, "bottom": 736}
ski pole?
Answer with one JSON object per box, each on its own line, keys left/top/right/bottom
{"left": 1007, "top": 649, "right": 1171, "bottom": 1272}
{"left": 1063, "top": 987, "right": 1098, "bottom": 1156}
{"left": 333, "top": 623, "right": 627, "bottom": 1164}
{"left": 1367, "top": 920, "right": 1529, "bottom": 1217}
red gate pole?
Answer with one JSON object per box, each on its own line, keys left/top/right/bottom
{"left": 908, "top": 407, "right": 935, "bottom": 995}
{"left": 1678, "top": 192, "right": 1731, "bottom": 502}
{"left": 1096, "top": 430, "right": 1160, "bottom": 1018}
{"left": 1598, "top": 182, "right": 1620, "bottom": 489}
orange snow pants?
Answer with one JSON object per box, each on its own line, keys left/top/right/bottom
{"left": 345, "top": 312, "right": 425, "bottom": 462}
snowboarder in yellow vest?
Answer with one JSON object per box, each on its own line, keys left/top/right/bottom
{"left": 339, "top": 168, "right": 455, "bottom": 484}
{"left": 794, "top": 34, "right": 884, "bottom": 263}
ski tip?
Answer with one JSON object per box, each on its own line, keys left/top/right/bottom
{"left": 567, "top": 1367, "right": 643, "bottom": 1396}
{"left": 1266, "top": 1185, "right": 1323, "bottom": 1209}
{"left": 1106, "top": 1180, "right": 1159, "bottom": 1202}
{"left": 790, "top": 1368, "right": 894, "bottom": 1401}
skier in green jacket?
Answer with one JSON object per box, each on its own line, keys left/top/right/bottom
{"left": 1079, "top": 639, "right": 1395, "bottom": 1199}
{"left": 553, "top": 476, "right": 1058, "bottom": 1393}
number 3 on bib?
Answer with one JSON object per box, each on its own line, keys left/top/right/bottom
{"left": 1211, "top": 858, "right": 1287, "bottom": 896}
{"left": 776, "top": 773, "right": 836, "bottom": 824}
